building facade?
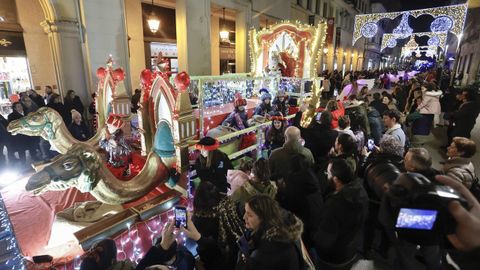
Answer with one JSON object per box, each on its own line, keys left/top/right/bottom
{"left": 0, "top": 0, "right": 379, "bottom": 106}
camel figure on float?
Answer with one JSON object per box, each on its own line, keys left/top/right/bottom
{"left": 7, "top": 64, "right": 189, "bottom": 205}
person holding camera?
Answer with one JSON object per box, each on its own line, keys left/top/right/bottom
{"left": 359, "top": 135, "right": 406, "bottom": 257}
{"left": 182, "top": 181, "right": 245, "bottom": 270}
{"left": 135, "top": 221, "right": 195, "bottom": 270}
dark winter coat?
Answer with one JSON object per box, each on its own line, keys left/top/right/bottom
{"left": 47, "top": 102, "right": 69, "bottom": 124}
{"left": 30, "top": 94, "right": 45, "bottom": 108}
{"left": 236, "top": 211, "right": 304, "bottom": 270}
{"left": 65, "top": 96, "right": 85, "bottom": 115}
{"left": 367, "top": 107, "right": 384, "bottom": 145}
{"left": 370, "top": 99, "right": 389, "bottom": 115}
{"left": 68, "top": 122, "right": 91, "bottom": 141}
{"left": 451, "top": 101, "right": 480, "bottom": 138}
{"left": 278, "top": 167, "right": 323, "bottom": 247}
{"left": 312, "top": 180, "right": 369, "bottom": 265}
{"left": 135, "top": 240, "right": 195, "bottom": 270}
{"left": 0, "top": 115, "right": 9, "bottom": 145}
{"left": 268, "top": 139, "right": 314, "bottom": 181}
{"left": 294, "top": 112, "right": 338, "bottom": 163}
{"left": 64, "top": 96, "right": 84, "bottom": 124}
{"left": 193, "top": 197, "right": 245, "bottom": 270}
{"left": 7, "top": 111, "right": 29, "bottom": 152}
{"left": 194, "top": 150, "right": 233, "bottom": 193}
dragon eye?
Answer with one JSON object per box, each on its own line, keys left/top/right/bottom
{"left": 63, "top": 161, "right": 74, "bottom": 171}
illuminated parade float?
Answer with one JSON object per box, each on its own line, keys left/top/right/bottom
{"left": 2, "top": 20, "right": 327, "bottom": 269}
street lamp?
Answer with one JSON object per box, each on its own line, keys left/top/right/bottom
{"left": 147, "top": 0, "right": 161, "bottom": 33}
{"left": 219, "top": 8, "right": 230, "bottom": 42}
{"left": 322, "top": 47, "right": 329, "bottom": 72}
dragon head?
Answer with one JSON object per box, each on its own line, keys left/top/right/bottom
{"left": 26, "top": 144, "right": 101, "bottom": 195}
{"left": 7, "top": 107, "right": 62, "bottom": 140}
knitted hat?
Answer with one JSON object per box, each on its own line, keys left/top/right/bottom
{"left": 233, "top": 93, "right": 247, "bottom": 107}
{"left": 259, "top": 88, "right": 272, "bottom": 101}
{"left": 71, "top": 109, "right": 82, "bottom": 122}
{"left": 195, "top": 136, "right": 220, "bottom": 151}
{"left": 106, "top": 114, "right": 125, "bottom": 129}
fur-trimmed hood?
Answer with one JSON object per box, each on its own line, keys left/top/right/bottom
{"left": 263, "top": 211, "right": 303, "bottom": 243}
{"left": 243, "top": 180, "right": 277, "bottom": 198}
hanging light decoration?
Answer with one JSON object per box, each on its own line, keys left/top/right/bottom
{"left": 147, "top": 0, "right": 160, "bottom": 33}
{"left": 386, "top": 38, "right": 397, "bottom": 48}
{"left": 360, "top": 22, "right": 378, "bottom": 38}
{"left": 393, "top": 12, "right": 413, "bottom": 39}
{"left": 430, "top": 16, "right": 454, "bottom": 33}
{"left": 427, "top": 35, "right": 440, "bottom": 46}
{"left": 219, "top": 8, "right": 230, "bottom": 42}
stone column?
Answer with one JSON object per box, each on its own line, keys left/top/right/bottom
{"left": 235, "top": 9, "right": 248, "bottom": 73}
{"left": 176, "top": 0, "right": 212, "bottom": 75}
{"left": 41, "top": 19, "right": 89, "bottom": 103}
{"left": 211, "top": 14, "right": 220, "bottom": 75}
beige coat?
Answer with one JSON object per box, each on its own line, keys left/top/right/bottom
{"left": 442, "top": 157, "right": 476, "bottom": 188}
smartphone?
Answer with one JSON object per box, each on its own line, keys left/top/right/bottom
{"left": 395, "top": 208, "right": 438, "bottom": 230}
{"left": 367, "top": 139, "right": 375, "bottom": 151}
{"left": 316, "top": 112, "right": 322, "bottom": 122}
{"left": 174, "top": 206, "right": 187, "bottom": 228}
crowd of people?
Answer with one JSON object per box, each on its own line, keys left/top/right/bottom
{"left": 0, "top": 86, "right": 91, "bottom": 171}
{"left": 73, "top": 67, "right": 480, "bottom": 270}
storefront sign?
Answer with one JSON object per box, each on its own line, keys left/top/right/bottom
{"left": 0, "top": 32, "right": 26, "bottom": 56}
{"left": 326, "top": 17, "right": 335, "bottom": 46}
{"left": 0, "top": 39, "right": 12, "bottom": 47}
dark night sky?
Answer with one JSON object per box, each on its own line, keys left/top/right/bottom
{"left": 400, "top": 0, "right": 453, "bottom": 11}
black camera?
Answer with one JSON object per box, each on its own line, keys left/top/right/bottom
{"left": 386, "top": 172, "right": 468, "bottom": 245}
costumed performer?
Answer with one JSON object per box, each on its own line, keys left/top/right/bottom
{"left": 99, "top": 114, "right": 132, "bottom": 174}
{"left": 253, "top": 88, "right": 272, "bottom": 117}
{"left": 194, "top": 136, "right": 233, "bottom": 193}
{"left": 222, "top": 93, "right": 249, "bottom": 130}
{"left": 265, "top": 113, "right": 287, "bottom": 154}
{"left": 272, "top": 89, "right": 289, "bottom": 117}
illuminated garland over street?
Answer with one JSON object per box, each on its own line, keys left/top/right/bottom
{"left": 380, "top": 32, "right": 448, "bottom": 51}
{"left": 353, "top": 3, "right": 467, "bottom": 45}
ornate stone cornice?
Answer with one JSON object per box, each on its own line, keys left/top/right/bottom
{"left": 40, "top": 19, "right": 79, "bottom": 34}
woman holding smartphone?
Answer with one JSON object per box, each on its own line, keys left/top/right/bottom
{"left": 236, "top": 195, "right": 308, "bottom": 270}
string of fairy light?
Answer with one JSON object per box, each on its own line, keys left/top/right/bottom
{"left": 0, "top": 194, "right": 25, "bottom": 269}
{"left": 353, "top": 3, "right": 468, "bottom": 46}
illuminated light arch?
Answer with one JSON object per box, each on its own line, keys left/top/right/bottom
{"left": 380, "top": 32, "right": 447, "bottom": 52}
{"left": 249, "top": 21, "right": 327, "bottom": 78}
{"left": 353, "top": 3, "right": 467, "bottom": 46}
